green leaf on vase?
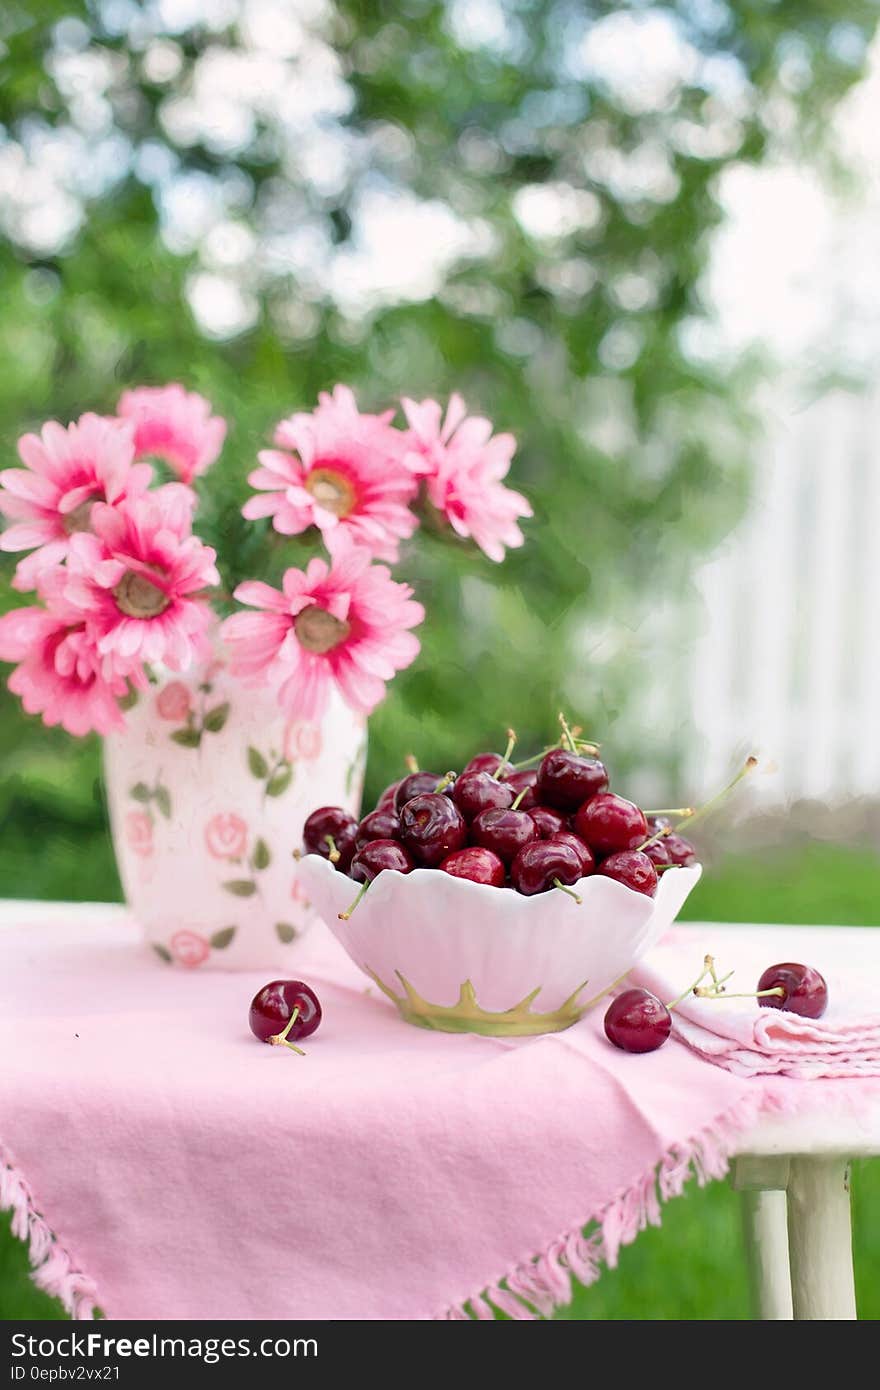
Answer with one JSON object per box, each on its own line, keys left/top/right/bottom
{"left": 247, "top": 746, "right": 269, "bottom": 778}
{"left": 210, "top": 926, "right": 237, "bottom": 949}
{"left": 154, "top": 786, "right": 172, "bottom": 819}
{"left": 222, "top": 879, "right": 256, "bottom": 897}
{"left": 203, "top": 701, "right": 230, "bottom": 733}
{"left": 119, "top": 689, "right": 139, "bottom": 711}
{"left": 265, "top": 763, "right": 293, "bottom": 797}
{"left": 275, "top": 922, "right": 297, "bottom": 943}
{"left": 171, "top": 727, "right": 202, "bottom": 748}
{"left": 151, "top": 943, "right": 172, "bottom": 963}
{"left": 252, "top": 838, "right": 271, "bottom": 870}
{"left": 130, "top": 782, "right": 151, "bottom": 802}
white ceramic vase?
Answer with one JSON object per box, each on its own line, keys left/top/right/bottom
{"left": 103, "top": 656, "right": 366, "bottom": 969}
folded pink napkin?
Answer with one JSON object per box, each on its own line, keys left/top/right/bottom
{"left": 0, "top": 908, "right": 870, "bottom": 1321}
{"left": 633, "top": 924, "right": 880, "bottom": 1079}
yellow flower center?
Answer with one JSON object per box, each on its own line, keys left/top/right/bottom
{"left": 294, "top": 604, "right": 350, "bottom": 654}
{"left": 114, "top": 571, "right": 170, "bottom": 619}
{"left": 305, "top": 468, "right": 356, "bottom": 518}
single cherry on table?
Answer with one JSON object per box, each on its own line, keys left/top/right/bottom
{"left": 604, "top": 988, "right": 671, "bottom": 1053}
{"left": 757, "top": 962, "right": 828, "bottom": 1019}
{"left": 249, "top": 979, "right": 322, "bottom": 1055}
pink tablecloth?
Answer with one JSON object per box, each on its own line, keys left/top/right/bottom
{"left": 0, "top": 909, "right": 873, "bottom": 1321}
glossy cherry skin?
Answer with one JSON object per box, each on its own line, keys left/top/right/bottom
{"left": 510, "top": 840, "right": 583, "bottom": 896}
{"left": 597, "top": 850, "right": 658, "bottom": 897}
{"left": 463, "top": 752, "right": 514, "bottom": 778}
{"left": 757, "top": 962, "right": 828, "bottom": 1019}
{"left": 451, "top": 769, "right": 514, "bottom": 821}
{"left": 355, "top": 808, "right": 401, "bottom": 850}
{"left": 470, "top": 807, "right": 538, "bottom": 865}
{"left": 642, "top": 837, "right": 672, "bottom": 868}
{"left": 350, "top": 838, "right": 414, "bottom": 883}
{"left": 439, "top": 846, "right": 506, "bottom": 887}
{"left": 399, "top": 793, "right": 467, "bottom": 867}
{"left": 249, "top": 979, "right": 322, "bottom": 1044}
{"left": 528, "top": 805, "right": 568, "bottom": 840}
{"left": 548, "top": 831, "right": 595, "bottom": 877}
{"left": 376, "top": 780, "right": 401, "bottom": 811}
{"left": 604, "top": 989, "right": 671, "bottom": 1053}
{"left": 302, "top": 806, "right": 358, "bottom": 870}
{"left": 503, "top": 769, "right": 538, "bottom": 809}
{"left": 394, "top": 771, "right": 449, "bottom": 812}
{"left": 573, "top": 793, "right": 648, "bottom": 855}
{"left": 664, "top": 833, "right": 697, "bottom": 867}
{"left": 537, "top": 749, "right": 609, "bottom": 811}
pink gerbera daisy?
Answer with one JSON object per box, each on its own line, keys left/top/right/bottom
{"left": 401, "top": 394, "right": 532, "bottom": 562}
{"left": 243, "top": 385, "right": 418, "bottom": 563}
{"left": 117, "top": 384, "right": 227, "bottom": 484}
{"left": 221, "top": 535, "right": 423, "bottom": 721}
{"left": 62, "top": 486, "right": 220, "bottom": 671}
{"left": 0, "top": 413, "right": 152, "bottom": 592}
{"left": 0, "top": 577, "right": 139, "bottom": 737}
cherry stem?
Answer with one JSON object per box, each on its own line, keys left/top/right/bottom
{"left": 673, "top": 756, "right": 758, "bottom": 835}
{"left": 558, "top": 712, "right": 579, "bottom": 754}
{"left": 324, "top": 833, "right": 340, "bottom": 863}
{"left": 492, "top": 728, "right": 517, "bottom": 778}
{"left": 405, "top": 754, "right": 419, "bottom": 773}
{"left": 434, "top": 770, "right": 457, "bottom": 793}
{"left": 339, "top": 880, "right": 370, "bottom": 920}
{"left": 508, "top": 745, "right": 557, "bottom": 771}
{"left": 666, "top": 962, "right": 714, "bottom": 1010}
{"left": 269, "top": 1006, "right": 305, "bottom": 1054}
{"left": 644, "top": 808, "right": 695, "bottom": 818}
{"left": 694, "top": 986, "right": 785, "bottom": 1001}
{"left": 511, "top": 786, "right": 530, "bottom": 811}
{"left": 636, "top": 825, "right": 672, "bottom": 853}
{"left": 553, "top": 877, "right": 582, "bottom": 904}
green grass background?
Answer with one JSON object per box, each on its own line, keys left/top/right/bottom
{"left": 2, "top": 840, "right": 878, "bottom": 1320}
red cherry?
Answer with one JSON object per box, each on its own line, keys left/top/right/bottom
{"left": 548, "top": 831, "right": 595, "bottom": 877}
{"left": 376, "top": 780, "right": 401, "bottom": 811}
{"left": 350, "top": 838, "right": 414, "bottom": 882}
{"left": 529, "top": 805, "right": 569, "bottom": 839}
{"left": 757, "top": 962, "right": 828, "bottom": 1019}
{"left": 399, "top": 793, "right": 467, "bottom": 867}
{"left": 451, "top": 769, "right": 514, "bottom": 821}
{"left": 537, "top": 749, "right": 609, "bottom": 811}
{"left": 394, "top": 771, "right": 448, "bottom": 812}
{"left": 604, "top": 988, "right": 671, "bottom": 1053}
{"left": 664, "top": 833, "right": 697, "bottom": 867}
{"left": 249, "top": 979, "right": 322, "bottom": 1051}
{"left": 302, "top": 806, "right": 358, "bottom": 870}
{"left": 642, "top": 838, "right": 672, "bottom": 867}
{"left": 470, "top": 807, "right": 538, "bottom": 865}
{"left": 510, "top": 839, "right": 583, "bottom": 896}
{"left": 573, "top": 792, "right": 648, "bottom": 854}
{"left": 503, "top": 768, "right": 538, "bottom": 809}
{"left": 440, "top": 846, "right": 506, "bottom": 887}
{"left": 463, "top": 751, "right": 514, "bottom": 778}
{"left": 597, "top": 850, "right": 658, "bottom": 897}
{"left": 355, "top": 808, "right": 401, "bottom": 850}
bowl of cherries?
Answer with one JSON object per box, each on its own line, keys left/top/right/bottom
{"left": 296, "top": 722, "right": 732, "bottom": 1037}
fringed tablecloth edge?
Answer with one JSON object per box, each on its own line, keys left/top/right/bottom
{"left": 1, "top": 1138, "right": 101, "bottom": 1320}
{"left": 437, "top": 1084, "right": 790, "bottom": 1321}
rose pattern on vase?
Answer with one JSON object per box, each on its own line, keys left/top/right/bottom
{"left": 104, "top": 658, "right": 366, "bottom": 970}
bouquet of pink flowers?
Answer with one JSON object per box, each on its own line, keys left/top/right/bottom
{"left": 0, "top": 385, "right": 531, "bottom": 735}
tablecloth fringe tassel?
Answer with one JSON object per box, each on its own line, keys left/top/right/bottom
{"left": 441, "top": 1086, "right": 795, "bottom": 1321}
{"left": 1, "top": 1144, "right": 100, "bottom": 1320}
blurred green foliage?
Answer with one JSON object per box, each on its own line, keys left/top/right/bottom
{"left": 1, "top": 0, "right": 878, "bottom": 888}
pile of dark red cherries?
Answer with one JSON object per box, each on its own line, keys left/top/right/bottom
{"left": 302, "top": 728, "right": 697, "bottom": 908}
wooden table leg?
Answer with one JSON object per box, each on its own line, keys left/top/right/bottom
{"left": 787, "top": 1157, "right": 857, "bottom": 1320}
{"left": 731, "top": 1156, "right": 792, "bottom": 1320}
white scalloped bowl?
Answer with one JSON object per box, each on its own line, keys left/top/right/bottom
{"left": 298, "top": 854, "right": 702, "bottom": 1036}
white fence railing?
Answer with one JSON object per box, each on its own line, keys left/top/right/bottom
{"left": 684, "top": 385, "right": 880, "bottom": 806}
